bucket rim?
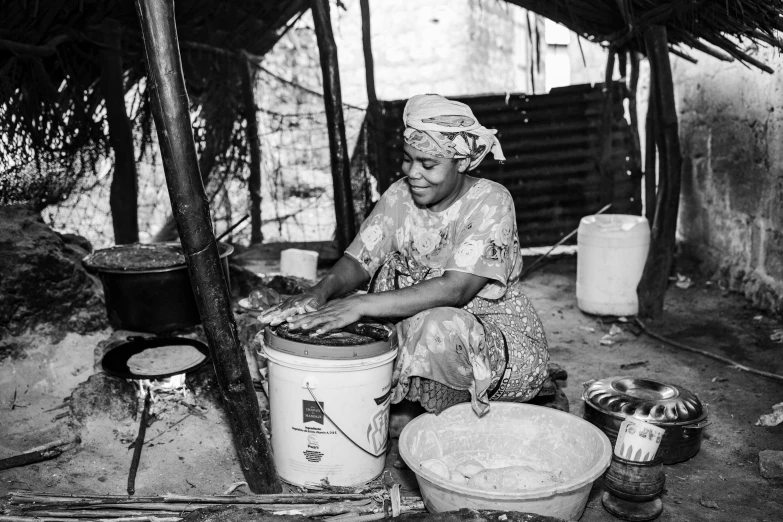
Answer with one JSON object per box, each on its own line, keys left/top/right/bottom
{"left": 264, "top": 327, "right": 397, "bottom": 360}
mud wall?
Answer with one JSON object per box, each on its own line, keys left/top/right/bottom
{"left": 673, "top": 47, "right": 783, "bottom": 313}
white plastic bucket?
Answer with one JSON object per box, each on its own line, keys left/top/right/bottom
{"left": 280, "top": 249, "right": 319, "bottom": 281}
{"left": 262, "top": 329, "right": 398, "bottom": 487}
{"left": 576, "top": 214, "right": 650, "bottom": 316}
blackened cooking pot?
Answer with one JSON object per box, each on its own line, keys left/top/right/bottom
{"left": 84, "top": 242, "right": 233, "bottom": 334}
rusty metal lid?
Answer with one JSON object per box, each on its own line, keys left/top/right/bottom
{"left": 583, "top": 376, "right": 706, "bottom": 426}
{"left": 264, "top": 322, "right": 397, "bottom": 360}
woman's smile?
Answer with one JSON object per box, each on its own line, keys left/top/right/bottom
{"left": 409, "top": 184, "right": 430, "bottom": 194}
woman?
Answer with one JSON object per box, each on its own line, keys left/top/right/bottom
{"left": 261, "top": 94, "right": 549, "bottom": 416}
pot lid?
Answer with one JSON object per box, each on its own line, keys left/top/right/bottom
{"left": 583, "top": 376, "right": 706, "bottom": 426}
{"left": 265, "top": 322, "right": 396, "bottom": 360}
{"left": 102, "top": 336, "right": 210, "bottom": 379}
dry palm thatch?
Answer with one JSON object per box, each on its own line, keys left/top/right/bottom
{"left": 0, "top": 0, "right": 308, "bottom": 208}
{"left": 506, "top": 0, "right": 783, "bottom": 72}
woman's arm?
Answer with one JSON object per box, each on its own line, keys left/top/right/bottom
{"left": 309, "top": 255, "right": 371, "bottom": 303}
{"left": 258, "top": 255, "right": 370, "bottom": 325}
{"left": 287, "top": 270, "right": 489, "bottom": 334}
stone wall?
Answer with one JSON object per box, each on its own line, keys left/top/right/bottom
{"left": 673, "top": 48, "right": 783, "bottom": 313}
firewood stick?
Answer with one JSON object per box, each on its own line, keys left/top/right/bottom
{"left": 127, "top": 391, "right": 152, "bottom": 496}
{"left": 0, "top": 449, "right": 63, "bottom": 471}
{"left": 270, "top": 500, "right": 373, "bottom": 517}
{"left": 23, "top": 503, "right": 367, "bottom": 513}
{"left": 0, "top": 515, "right": 83, "bottom": 522}
{"left": 21, "top": 501, "right": 373, "bottom": 519}
{"left": 9, "top": 492, "right": 411, "bottom": 505}
{"left": 96, "top": 518, "right": 181, "bottom": 522}
{"left": 24, "top": 434, "right": 81, "bottom": 454}
{"left": 19, "top": 511, "right": 181, "bottom": 519}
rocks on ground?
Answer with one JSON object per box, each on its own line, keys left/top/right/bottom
{"left": 758, "top": 450, "right": 783, "bottom": 480}
{"left": 0, "top": 204, "right": 106, "bottom": 337}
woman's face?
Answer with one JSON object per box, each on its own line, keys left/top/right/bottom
{"left": 401, "top": 143, "right": 468, "bottom": 210}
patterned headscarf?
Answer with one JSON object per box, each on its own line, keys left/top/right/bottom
{"left": 402, "top": 94, "right": 505, "bottom": 171}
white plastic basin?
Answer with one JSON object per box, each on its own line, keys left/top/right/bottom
{"left": 398, "top": 403, "right": 612, "bottom": 521}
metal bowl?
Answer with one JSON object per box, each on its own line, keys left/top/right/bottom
{"left": 582, "top": 376, "right": 708, "bottom": 464}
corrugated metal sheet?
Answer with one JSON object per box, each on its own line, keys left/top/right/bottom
{"left": 375, "top": 83, "right": 640, "bottom": 247}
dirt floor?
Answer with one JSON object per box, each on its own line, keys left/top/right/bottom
{"left": 1, "top": 256, "right": 782, "bottom": 521}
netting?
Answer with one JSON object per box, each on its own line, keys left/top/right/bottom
{"left": 208, "top": 64, "right": 370, "bottom": 246}
{"left": 35, "top": 16, "right": 373, "bottom": 249}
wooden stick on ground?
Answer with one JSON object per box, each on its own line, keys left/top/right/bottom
{"left": 127, "top": 391, "right": 151, "bottom": 496}
{"left": 24, "top": 435, "right": 80, "bottom": 454}
{"left": 0, "top": 449, "right": 62, "bottom": 472}
{"left": 7, "top": 491, "right": 405, "bottom": 505}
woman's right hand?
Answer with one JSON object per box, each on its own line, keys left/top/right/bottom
{"left": 258, "top": 292, "right": 324, "bottom": 326}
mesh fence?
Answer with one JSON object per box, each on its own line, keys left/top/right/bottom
{"left": 37, "top": 19, "right": 371, "bottom": 249}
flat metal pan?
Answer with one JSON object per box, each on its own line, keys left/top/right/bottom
{"left": 101, "top": 336, "right": 210, "bottom": 380}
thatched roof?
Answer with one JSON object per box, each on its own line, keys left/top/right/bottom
{"left": 0, "top": 0, "right": 308, "bottom": 205}
{"left": 507, "top": 0, "right": 783, "bottom": 73}
{"left": 3, "top": 0, "right": 783, "bottom": 208}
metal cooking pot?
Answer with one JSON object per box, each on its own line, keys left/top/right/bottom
{"left": 84, "top": 242, "right": 233, "bottom": 334}
{"left": 583, "top": 376, "right": 709, "bottom": 465}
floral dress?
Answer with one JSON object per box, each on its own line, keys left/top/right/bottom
{"left": 345, "top": 178, "right": 549, "bottom": 416}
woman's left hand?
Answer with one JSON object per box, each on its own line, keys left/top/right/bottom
{"left": 286, "top": 295, "right": 366, "bottom": 334}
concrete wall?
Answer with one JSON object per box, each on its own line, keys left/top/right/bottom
{"left": 673, "top": 47, "right": 783, "bottom": 313}
{"left": 331, "top": 0, "right": 540, "bottom": 106}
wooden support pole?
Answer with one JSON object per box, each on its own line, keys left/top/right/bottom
{"left": 637, "top": 26, "right": 683, "bottom": 319}
{"left": 644, "top": 70, "right": 658, "bottom": 226}
{"left": 628, "top": 51, "right": 643, "bottom": 216}
{"left": 242, "top": 54, "right": 263, "bottom": 244}
{"left": 598, "top": 50, "right": 616, "bottom": 208}
{"left": 100, "top": 18, "right": 139, "bottom": 245}
{"left": 360, "top": 0, "right": 377, "bottom": 110}
{"left": 134, "top": 0, "right": 281, "bottom": 493}
{"left": 360, "top": 0, "right": 387, "bottom": 196}
{"left": 311, "top": 0, "right": 357, "bottom": 253}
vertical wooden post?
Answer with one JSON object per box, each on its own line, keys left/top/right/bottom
{"left": 311, "top": 0, "right": 357, "bottom": 252}
{"left": 100, "top": 18, "right": 139, "bottom": 245}
{"left": 360, "top": 0, "right": 386, "bottom": 197}
{"left": 360, "top": 0, "right": 377, "bottom": 111}
{"left": 598, "top": 50, "right": 616, "bottom": 208}
{"left": 135, "top": 0, "right": 281, "bottom": 493}
{"left": 644, "top": 73, "right": 658, "bottom": 226}
{"left": 628, "top": 52, "right": 643, "bottom": 216}
{"left": 242, "top": 54, "right": 263, "bottom": 244}
{"left": 638, "top": 26, "right": 683, "bottom": 319}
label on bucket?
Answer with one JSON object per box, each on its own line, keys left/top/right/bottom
{"left": 303, "top": 400, "right": 324, "bottom": 424}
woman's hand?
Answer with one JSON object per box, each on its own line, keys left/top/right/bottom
{"left": 286, "top": 295, "right": 366, "bottom": 334}
{"left": 258, "top": 291, "right": 324, "bottom": 326}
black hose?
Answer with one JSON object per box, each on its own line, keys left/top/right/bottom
{"left": 635, "top": 318, "right": 783, "bottom": 383}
